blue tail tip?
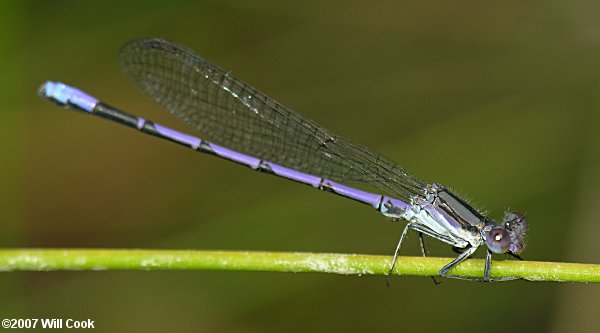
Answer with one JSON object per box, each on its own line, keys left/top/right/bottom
{"left": 37, "top": 81, "right": 98, "bottom": 112}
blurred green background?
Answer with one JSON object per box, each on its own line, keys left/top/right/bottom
{"left": 1, "top": 0, "right": 600, "bottom": 331}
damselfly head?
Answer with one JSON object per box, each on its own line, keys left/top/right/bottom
{"left": 484, "top": 211, "right": 527, "bottom": 254}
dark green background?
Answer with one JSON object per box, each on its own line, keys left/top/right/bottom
{"left": 1, "top": 1, "right": 599, "bottom": 332}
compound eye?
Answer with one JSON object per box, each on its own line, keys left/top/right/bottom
{"left": 486, "top": 228, "right": 511, "bottom": 254}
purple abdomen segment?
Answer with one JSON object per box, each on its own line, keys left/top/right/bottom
{"left": 320, "top": 180, "right": 383, "bottom": 209}
{"left": 258, "top": 162, "right": 322, "bottom": 187}
{"left": 154, "top": 123, "right": 201, "bottom": 149}
{"left": 205, "top": 144, "right": 262, "bottom": 169}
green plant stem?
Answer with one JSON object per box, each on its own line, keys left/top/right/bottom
{"left": 0, "top": 249, "right": 597, "bottom": 282}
